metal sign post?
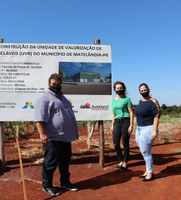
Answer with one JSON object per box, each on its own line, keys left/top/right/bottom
{"left": 0, "top": 38, "right": 5, "bottom": 171}
{"left": 87, "top": 39, "right": 105, "bottom": 167}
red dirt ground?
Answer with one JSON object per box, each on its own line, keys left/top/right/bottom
{"left": 0, "top": 122, "right": 181, "bottom": 200}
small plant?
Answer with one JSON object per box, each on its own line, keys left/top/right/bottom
{"left": 3, "top": 121, "right": 37, "bottom": 139}
{"left": 78, "top": 121, "right": 87, "bottom": 127}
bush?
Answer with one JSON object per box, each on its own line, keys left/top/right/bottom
{"left": 3, "top": 121, "right": 36, "bottom": 139}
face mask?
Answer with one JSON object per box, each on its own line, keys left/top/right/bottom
{"left": 140, "top": 91, "right": 149, "bottom": 98}
{"left": 49, "top": 85, "right": 62, "bottom": 93}
{"left": 116, "top": 90, "right": 125, "bottom": 96}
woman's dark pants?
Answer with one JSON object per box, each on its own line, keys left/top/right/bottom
{"left": 113, "top": 118, "right": 130, "bottom": 163}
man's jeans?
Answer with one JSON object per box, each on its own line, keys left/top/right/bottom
{"left": 136, "top": 125, "right": 154, "bottom": 173}
{"left": 42, "top": 141, "right": 72, "bottom": 188}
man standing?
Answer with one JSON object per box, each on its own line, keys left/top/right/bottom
{"left": 34, "top": 73, "right": 79, "bottom": 196}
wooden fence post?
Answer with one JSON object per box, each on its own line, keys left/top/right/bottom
{"left": 94, "top": 39, "right": 105, "bottom": 167}
{"left": 95, "top": 39, "right": 105, "bottom": 167}
{"left": 87, "top": 121, "right": 97, "bottom": 149}
{"left": 86, "top": 39, "right": 105, "bottom": 167}
{"left": 15, "top": 126, "right": 28, "bottom": 200}
{"left": 98, "top": 120, "right": 104, "bottom": 167}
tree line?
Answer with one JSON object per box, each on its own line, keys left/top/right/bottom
{"left": 133, "top": 104, "right": 181, "bottom": 116}
{"left": 3, "top": 104, "right": 181, "bottom": 139}
{"left": 160, "top": 104, "right": 181, "bottom": 116}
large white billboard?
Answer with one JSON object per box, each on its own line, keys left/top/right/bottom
{"left": 0, "top": 43, "right": 112, "bottom": 121}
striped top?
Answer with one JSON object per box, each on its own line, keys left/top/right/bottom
{"left": 135, "top": 98, "right": 161, "bottom": 126}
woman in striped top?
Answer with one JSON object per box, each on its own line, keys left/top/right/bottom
{"left": 135, "top": 83, "right": 161, "bottom": 181}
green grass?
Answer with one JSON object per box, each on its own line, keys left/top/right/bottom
{"left": 160, "top": 114, "right": 181, "bottom": 123}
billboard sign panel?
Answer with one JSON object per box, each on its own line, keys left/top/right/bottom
{"left": 0, "top": 43, "right": 112, "bottom": 121}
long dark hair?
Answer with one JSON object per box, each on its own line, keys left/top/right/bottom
{"left": 139, "top": 83, "right": 150, "bottom": 92}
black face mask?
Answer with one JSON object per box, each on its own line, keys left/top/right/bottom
{"left": 140, "top": 91, "right": 149, "bottom": 98}
{"left": 116, "top": 90, "right": 125, "bottom": 96}
{"left": 49, "top": 85, "right": 62, "bottom": 93}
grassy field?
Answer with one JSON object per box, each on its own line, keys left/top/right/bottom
{"left": 2, "top": 114, "right": 181, "bottom": 139}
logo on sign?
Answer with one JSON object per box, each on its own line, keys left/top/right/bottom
{"left": 80, "top": 102, "right": 109, "bottom": 111}
{"left": 22, "top": 102, "right": 34, "bottom": 109}
{"left": 80, "top": 103, "right": 91, "bottom": 109}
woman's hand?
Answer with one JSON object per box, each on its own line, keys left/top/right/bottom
{"left": 128, "top": 125, "right": 133, "bottom": 134}
{"left": 152, "top": 130, "right": 158, "bottom": 140}
{"left": 110, "top": 126, "right": 114, "bottom": 133}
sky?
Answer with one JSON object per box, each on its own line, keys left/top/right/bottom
{"left": 0, "top": 0, "right": 181, "bottom": 106}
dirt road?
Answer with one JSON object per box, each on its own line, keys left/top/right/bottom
{"left": 0, "top": 121, "right": 181, "bottom": 200}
